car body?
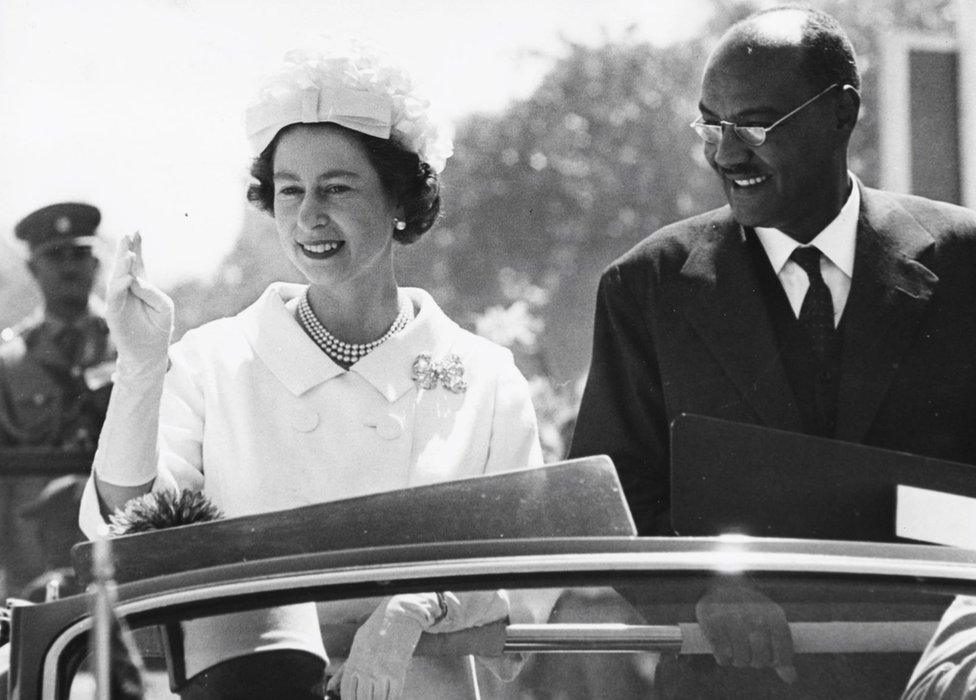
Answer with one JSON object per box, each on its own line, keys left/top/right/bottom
{"left": 5, "top": 459, "right": 976, "bottom": 699}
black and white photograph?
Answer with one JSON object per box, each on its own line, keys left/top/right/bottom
{"left": 2, "top": 0, "right": 976, "bottom": 698}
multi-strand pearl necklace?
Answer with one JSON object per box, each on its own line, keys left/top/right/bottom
{"left": 297, "top": 293, "right": 412, "bottom": 367}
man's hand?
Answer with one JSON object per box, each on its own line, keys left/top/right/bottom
{"left": 695, "top": 578, "right": 797, "bottom": 684}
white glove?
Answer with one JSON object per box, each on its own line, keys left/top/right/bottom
{"left": 426, "top": 590, "right": 509, "bottom": 634}
{"left": 106, "top": 232, "right": 174, "bottom": 380}
{"left": 95, "top": 232, "right": 173, "bottom": 487}
{"left": 329, "top": 591, "right": 512, "bottom": 699}
{"left": 331, "top": 595, "right": 431, "bottom": 700}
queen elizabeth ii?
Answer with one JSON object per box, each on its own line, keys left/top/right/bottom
{"left": 79, "top": 42, "right": 543, "bottom": 699}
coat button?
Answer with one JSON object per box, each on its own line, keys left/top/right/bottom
{"left": 291, "top": 409, "right": 319, "bottom": 433}
{"left": 376, "top": 414, "right": 403, "bottom": 440}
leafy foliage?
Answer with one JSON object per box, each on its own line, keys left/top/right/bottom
{"left": 396, "top": 0, "right": 954, "bottom": 384}
{"left": 402, "top": 34, "right": 723, "bottom": 383}
{"left": 160, "top": 0, "right": 953, "bottom": 457}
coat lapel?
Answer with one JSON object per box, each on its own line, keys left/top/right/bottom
{"left": 240, "top": 283, "right": 346, "bottom": 396}
{"left": 834, "top": 187, "right": 939, "bottom": 442}
{"left": 353, "top": 287, "right": 461, "bottom": 403}
{"left": 679, "top": 209, "right": 803, "bottom": 431}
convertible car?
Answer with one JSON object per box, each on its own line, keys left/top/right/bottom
{"left": 4, "top": 457, "right": 976, "bottom": 699}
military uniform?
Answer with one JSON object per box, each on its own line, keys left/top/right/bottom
{"left": 0, "top": 203, "right": 115, "bottom": 597}
{"left": 0, "top": 310, "right": 115, "bottom": 449}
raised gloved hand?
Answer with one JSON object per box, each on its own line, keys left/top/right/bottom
{"left": 106, "top": 232, "right": 174, "bottom": 380}
{"left": 94, "top": 232, "right": 173, "bottom": 489}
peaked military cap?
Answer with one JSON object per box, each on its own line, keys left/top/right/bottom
{"left": 15, "top": 202, "right": 101, "bottom": 252}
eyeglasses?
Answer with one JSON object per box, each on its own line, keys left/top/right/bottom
{"left": 690, "top": 83, "right": 841, "bottom": 147}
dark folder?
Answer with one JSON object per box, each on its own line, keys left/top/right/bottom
{"left": 670, "top": 414, "right": 976, "bottom": 542}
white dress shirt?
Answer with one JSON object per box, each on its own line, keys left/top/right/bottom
{"left": 755, "top": 179, "right": 860, "bottom": 327}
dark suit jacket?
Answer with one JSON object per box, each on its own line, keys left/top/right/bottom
{"left": 570, "top": 186, "right": 976, "bottom": 535}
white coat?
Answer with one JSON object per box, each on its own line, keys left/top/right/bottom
{"left": 79, "top": 282, "right": 543, "bottom": 678}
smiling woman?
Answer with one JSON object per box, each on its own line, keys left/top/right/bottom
{"left": 263, "top": 124, "right": 410, "bottom": 350}
{"left": 77, "top": 42, "right": 544, "bottom": 700}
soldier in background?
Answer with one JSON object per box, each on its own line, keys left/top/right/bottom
{"left": 0, "top": 202, "right": 116, "bottom": 598}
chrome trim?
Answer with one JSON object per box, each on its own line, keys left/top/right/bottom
{"left": 41, "top": 549, "right": 976, "bottom": 696}
{"left": 505, "top": 623, "right": 684, "bottom": 653}
{"left": 503, "top": 621, "right": 939, "bottom": 654}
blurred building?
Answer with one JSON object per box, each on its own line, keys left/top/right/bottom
{"left": 878, "top": 0, "right": 976, "bottom": 208}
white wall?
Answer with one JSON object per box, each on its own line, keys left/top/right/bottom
{"left": 957, "top": 0, "right": 976, "bottom": 208}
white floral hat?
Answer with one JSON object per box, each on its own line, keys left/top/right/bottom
{"left": 245, "top": 42, "right": 453, "bottom": 173}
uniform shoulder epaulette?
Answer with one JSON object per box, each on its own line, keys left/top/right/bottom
{"left": 0, "top": 314, "right": 41, "bottom": 346}
{"left": 0, "top": 325, "right": 20, "bottom": 344}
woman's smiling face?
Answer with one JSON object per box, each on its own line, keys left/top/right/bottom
{"left": 271, "top": 123, "right": 400, "bottom": 289}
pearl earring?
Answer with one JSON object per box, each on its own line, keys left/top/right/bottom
{"left": 393, "top": 218, "right": 407, "bottom": 231}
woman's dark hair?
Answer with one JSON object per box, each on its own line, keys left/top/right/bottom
{"left": 246, "top": 123, "right": 441, "bottom": 244}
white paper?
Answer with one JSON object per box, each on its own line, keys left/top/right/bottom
{"left": 896, "top": 485, "right": 976, "bottom": 549}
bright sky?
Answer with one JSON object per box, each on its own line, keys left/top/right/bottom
{"left": 0, "top": 0, "right": 712, "bottom": 285}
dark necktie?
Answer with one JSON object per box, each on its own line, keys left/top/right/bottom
{"left": 56, "top": 325, "right": 85, "bottom": 366}
{"left": 790, "top": 246, "right": 835, "bottom": 359}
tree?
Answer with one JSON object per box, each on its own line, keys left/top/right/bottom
{"left": 398, "top": 0, "right": 955, "bottom": 384}
{"left": 399, "top": 33, "right": 724, "bottom": 384}
{"left": 165, "top": 0, "right": 955, "bottom": 441}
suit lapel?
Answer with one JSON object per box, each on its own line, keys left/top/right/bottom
{"left": 679, "top": 210, "right": 803, "bottom": 431}
{"left": 834, "top": 187, "right": 939, "bottom": 442}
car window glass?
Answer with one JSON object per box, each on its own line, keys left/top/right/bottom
{"left": 62, "top": 576, "right": 974, "bottom": 699}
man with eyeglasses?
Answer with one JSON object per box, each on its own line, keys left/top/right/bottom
{"left": 571, "top": 5, "right": 976, "bottom": 694}
{"left": 0, "top": 202, "right": 116, "bottom": 599}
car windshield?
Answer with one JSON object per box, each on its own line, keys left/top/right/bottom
{"left": 56, "top": 543, "right": 976, "bottom": 700}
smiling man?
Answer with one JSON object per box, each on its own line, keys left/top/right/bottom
{"left": 570, "top": 5, "right": 976, "bottom": 537}
{"left": 569, "top": 7, "right": 976, "bottom": 692}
